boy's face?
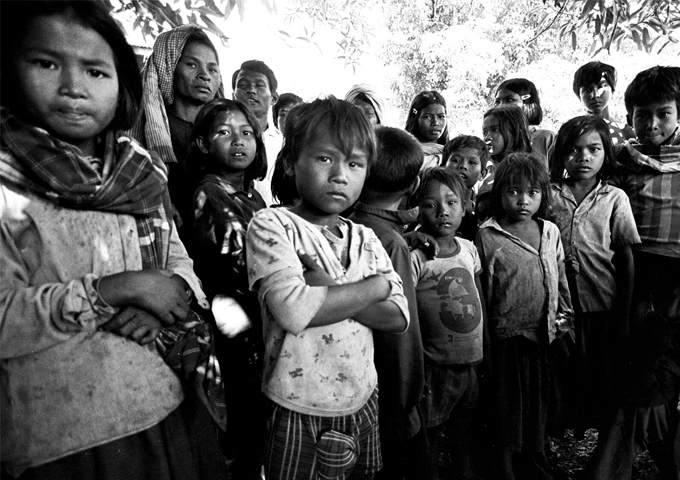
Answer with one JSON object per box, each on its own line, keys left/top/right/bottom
{"left": 631, "top": 100, "right": 679, "bottom": 147}
{"left": 289, "top": 131, "right": 368, "bottom": 226}
{"left": 417, "top": 181, "right": 464, "bottom": 239}
{"left": 579, "top": 78, "right": 612, "bottom": 116}
{"left": 277, "top": 102, "right": 299, "bottom": 134}
{"left": 444, "top": 147, "right": 486, "bottom": 188}
{"left": 233, "top": 69, "right": 277, "bottom": 119}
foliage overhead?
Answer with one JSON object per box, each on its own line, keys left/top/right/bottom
{"left": 539, "top": 0, "right": 680, "bottom": 55}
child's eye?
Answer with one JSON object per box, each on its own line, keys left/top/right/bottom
{"left": 88, "top": 69, "right": 109, "bottom": 79}
{"left": 317, "top": 156, "right": 331, "bottom": 163}
{"left": 349, "top": 161, "right": 365, "bottom": 169}
{"left": 32, "top": 59, "right": 57, "bottom": 69}
{"left": 216, "top": 129, "right": 230, "bottom": 135}
{"left": 243, "top": 129, "right": 253, "bottom": 136}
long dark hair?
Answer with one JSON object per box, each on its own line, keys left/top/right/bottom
{"left": 405, "top": 91, "right": 449, "bottom": 145}
{"left": 483, "top": 106, "right": 532, "bottom": 162}
{"left": 189, "top": 99, "right": 268, "bottom": 184}
{"left": 0, "top": 0, "right": 142, "bottom": 131}
{"left": 495, "top": 78, "right": 543, "bottom": 126}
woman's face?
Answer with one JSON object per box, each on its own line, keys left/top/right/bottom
{"left": 13, "top": 14, "right": 119, "bottom": 156}
{"left": 494, "top": 88, "right": 524, "bottom": 108}
{"left": 417, "top": 103, "right": 447, "bottom": 143}
{"left": 352, "top": 97, "right": 379, "bottom": 127}
{"left": 173, "top": 41, "right": 220, "bottom": 107}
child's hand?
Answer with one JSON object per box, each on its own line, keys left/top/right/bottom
{"left": 298, "top": 251, "right": 337, "bottom": 287}
{"left": 100, "top": 306, "right": 162, "bottom": 345}
{"left": 98, "top": 271, "right": 191, "bottom": 324}
{"left": 565, "top": 254, "right": 580, "bottom": 276}
{"left": 403, "top": 231, "right": 439, "bottom": 259}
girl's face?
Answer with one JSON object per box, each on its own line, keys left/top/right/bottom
{"left": 501, "top": 182, "right": 542, "bottom": 224}
{"left": 482, "top": 115, "right": 505, "bottom": 158}
{"left": 199, "top": 109, "right": 257, "bottom": 175}
{"left": 578, "top": 79, "right": 612, "bottom": 116}
{"left": 417, "top": 181, "right": 464, "bottom": 239}
{"left": 289, "top": 130, "right": 368, "bottom": 227}
{"left": 417, "top": 104, "right": 447, "bottom": 143}
{"left": 13, "top": 15, "right": 119, "bottom": 157}
{"left": 565, "top": 130, "right": 605, "bottom": 184}
{"left": 494, "top": 88, "right": 524, "bottom": 108}
{"left": 352, "top": 98, "right": 378, "bottom": 127}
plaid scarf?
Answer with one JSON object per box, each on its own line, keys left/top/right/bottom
{"left": 0, "top": 108, "right": 226, "bottom": 430}
{"left": 622, "top": 127, "right": 680, "bottom": 173}
{"left": 128, "top": 25, "right": 225, "bottom": 165}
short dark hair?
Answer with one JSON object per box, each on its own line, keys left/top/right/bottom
{"left": 496, "top": 78, "right": 543, "bottom": 125}
{"left": 550, "top": 116, "right": 615, "bottom": 183}
{"left": 412, "top": 167, "right": 467, "bottom": 208}
{"left": 573, "top": 61, "right": 618, "bottom": 96}
{"left": 231, "top": 59, "right": 278, "bottom": 93}
{"left": 442, "top": 135, "right": 490, "bottom": 170}
{"left": 405, "top": 90, "right": 449, "bottom": 145}
{"left": 272, "top": 92, "right": 303, "bottom": 129}
{"left": 483, "top": 106, "right": 532, "bottom": 161}
{"left": 489, "top": 153, "right": 551, "bottom": 220}
{"left": 363, "top": 127, "right": 423, "bottom": 194}
{"left": 0, "top": 0, "right": 142, "bottom": 131}
{"left": 189, "top": 99, "right": 267, "bottom": 184}
{"left": 624, "top": 66, "right": 680, "bottom": 119}
{"left": 278, "top": 96, "right": 376, "bottom": 175}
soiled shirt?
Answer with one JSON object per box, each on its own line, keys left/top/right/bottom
{"left": 0, "top": 186, "right": 206, "bottom": 473}
{"left": 349, "top": 203, "right": 425, "bottom": 439}
{"left": 411, "top": 238, "right": 483, "bottom": 365}
{"left": 475, "top": 218, "right": 573, "bottom": 343}
{"left": 246, "top": 208, "right": 409, "bottom": 417}
{"left": 551, "top": 181, "right": 640, "bottom": 312}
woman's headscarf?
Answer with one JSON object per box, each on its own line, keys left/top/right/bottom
{"left": 344, "top": 84, "right": 386, "bottom": 125}
{"left": 129, "top": 25, "right": 225, "bottom": 165}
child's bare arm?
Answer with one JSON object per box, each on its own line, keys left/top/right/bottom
{"left": 612, "top": 245, "right": 634, "bottom": 336}
{"left": 476, "top": 273, "right": 490, "bottom": 360}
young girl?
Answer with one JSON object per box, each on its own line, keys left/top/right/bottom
{"left": 189, "top": 98, "right": 268, "bottom": 480}
{"left": 405, "top": 90, "right": 450, "bottom": 170}
{"left": 475, "top": 153, "right": 573, "bottom": 480}
{"left": 477, "top": 106, "right": 533, "bottom": 222}
{"left": 0, "top": 2, "right": 225, "bottom": 478}
{"left": 494, "top": 78, "right": 555, "bottom": 164}
{"left": 411, "top": 168, "right": 487, "bottom": 480}
{"left": 549, "top": 116, "right": 639, "bottom": 433}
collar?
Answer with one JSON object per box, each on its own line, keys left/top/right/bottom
{"left": 200, "top": 173, "right": 254, "bottom": 196}
{"left": 352, "top": 202, "right": 419, "bottom": 226}
{"left": 552, "top": 180, "right": 611, "bottom": 201}
{"left": 625, "top": 127, "right": 680, "bottom": 173}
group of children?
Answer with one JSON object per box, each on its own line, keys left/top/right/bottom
{"left": 0, "top": 2, "right": 678, "bottom": 480}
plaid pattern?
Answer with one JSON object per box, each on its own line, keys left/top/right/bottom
{"left": 618, "top": 130, "right": 680, "bottom": 247}
{"left": 264, "top": 389, "right": 382, "bottom": 480}
{"left": 128, "top": 25, "right": 225, "bottom": 165}
{"left": 0, "top": 107, "right": 226, "bottom": 430}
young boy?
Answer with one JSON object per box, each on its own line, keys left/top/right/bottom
{"left": 410, "top": 168, "right": 487, "bottom": 480}
{"left": 272, "top": 92, "right": 303, "bottom": 134}
{"left": 573, "top": 61, "right": 635, "bottom": 145}
{"left": 232, "top": 59, "right": 281, "bottom": 205}
{"left": 443, "top": 135, "right": 489, "bottom": 240}
{"left": 590, "top": 65, "right": 680, "bottom": 479}
{"left": 348, "top": 126, "right": 428, "bottom": 480}
{"left": 246, "top": 97, "right": 410, "bottom": 480}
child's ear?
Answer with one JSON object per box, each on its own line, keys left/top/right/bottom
{"left": 626, "top": 113, "right": 633, "bottom": 127}
{"left": 196, "top": 136, "right": 210, "bottom": 154}
{"left": 283, "top": 156, "right": 295, "bottom": 177}
{"left": 480, "top": 166, "right": 488, "bottom": 179}
{"left": 405, "top": 176, "right": 420, "bottom": 197}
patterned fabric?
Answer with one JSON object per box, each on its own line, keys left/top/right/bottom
{"left": 246, "top": 207, "right": 410, "bottom": 416}
{"left": 128, "top": 25, "right": 225, "bottom": 165}
{"left": 603, "top": 118, "right": 636, "bottom": 146}
{"left": 0, "top": 108, "right": 226, "bottom": 430}
{"left": 475, "top": 217, "right": 574, "bottom": 344}
{"left": 551, "top": 181, "right": 640, "bottom": 312}
{"left": 411, "top": 238, "right": 484, "bottom": 365}
{"left": 264, "top": 389, "right": 382, "bottom": 480}
{"left": 616, "top": 129, "right": 680, "bottom": 255}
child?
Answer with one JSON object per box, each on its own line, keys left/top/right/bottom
{"left": 348, "top": 126, "right": 428, "bottom": 480}
{"left": 443, "top": 135, "right": 490, "bottom": 240}
{"left": 494, "top": 78, "right": 556, "bottom": 163}
{"left": 0, "top": 2, "right": 226, "bottom": 478}
{"left": 590, "top": 65, "right": 680, "bottom": 479}
{"left": 272, "top": 92, "right": 303, "bottom": 134}
{"left": 475, "top": 154, "right": 573, "bottom": 480}
{"left": 345, "top": 83, "right": 386, "bottom": 127}
{"left": 573, "top": 61, "right": 635, "bottom": 146}
{"left": 405, "top": 91, "right": 450, "bottom": 170}
{"left": 189, "top": 98, "right": 268, "bottom": 480}
{"left": 410, "top": 168, "right": 487, "bottom": 480}
{"left": 477, "top": 106, "right": 533, "bottom": 222}
{"left": 245, "top": 97, "right": 410, "bottom": 480}
{"left": 549, "top": 116, "right": 640, "bottom": 433}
